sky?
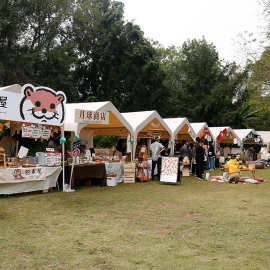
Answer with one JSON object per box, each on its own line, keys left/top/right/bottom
{"left": 120, "top": 0, "right": 266, "bottom": 64}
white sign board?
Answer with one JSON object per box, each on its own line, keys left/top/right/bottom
{"left": 18, "top": 146, "right": 29, "bottom": 159}
{"left": 75, "top": 109, "right": 109, "bottom": 124}
{"left": 160, "top": 157, "right": 179, "bottom": 183}
{"left": 0, "top": 84, "right": 66, "bottom": 126}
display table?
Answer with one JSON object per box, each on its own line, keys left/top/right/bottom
{"left": 0, "top": 166, "right": 62, "bottom": 195}
{"left": 64, "top": 163, "right": 106, "bottom": 187}
{"left": 105, "top": 162, "right": 124, "bottom": 183}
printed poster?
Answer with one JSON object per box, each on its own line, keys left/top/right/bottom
{"left": 160, "top": 157, "right": 179, "bottom": 183}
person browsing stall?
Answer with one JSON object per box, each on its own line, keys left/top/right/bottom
{"left": 150, "top": 136, "right": 165, "bottom": 180}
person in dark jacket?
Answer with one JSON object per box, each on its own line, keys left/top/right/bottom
{"left": 208, "top": 141, "right": 215, "bottom": 170}
{"left": 195, "top": 137, "right": 205, "bottom": 180}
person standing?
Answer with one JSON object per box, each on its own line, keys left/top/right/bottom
{"left": 208, "top": 141, "right": 215, "bottom": 170}
{"left": 195, "top": 137, "right": 205, "bottom": 180}
{"left": 150, "top": 136, "right": 165, "bottom": 180}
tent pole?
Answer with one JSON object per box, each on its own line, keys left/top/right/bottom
{"left": 61, "top": 125, "right": 65, "bottom": 191}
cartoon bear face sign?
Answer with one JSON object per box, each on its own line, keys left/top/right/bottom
{"left": 20, "top": 84, "right": 66, "bottom": 126}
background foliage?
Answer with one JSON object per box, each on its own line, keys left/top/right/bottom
{"left": 0, "top": 0, "right": 269, "bottom": 130}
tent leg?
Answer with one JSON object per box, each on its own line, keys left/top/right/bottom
{"left": 61, "top": 126, "right": 65, "bottom": 192}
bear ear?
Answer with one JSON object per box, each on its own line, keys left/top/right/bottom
{"left": 56, "top": 94, "right": 65, "bottom": 103}
{"left": 24, "top": 86, "right": 34, "bottom": 97}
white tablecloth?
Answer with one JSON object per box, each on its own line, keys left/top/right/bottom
{"left": 105, "top": 162, "right": 124, "bottom": 183}
{"left": 0, "top": 166, "right": 62, "bottom": 195}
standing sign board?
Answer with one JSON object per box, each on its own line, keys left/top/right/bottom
{"left": 72, "top": 140, "right": 81, "bottom": 157}
{"left": 75, "top": 109, "right": 109, "bottom": 124}
{"left": 160, "top": 157, "right": 179, "bottom": 183}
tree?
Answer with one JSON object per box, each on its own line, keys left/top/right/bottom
{"left": 72, "top": 0, "right": 168, "bottom": 113}
{"left": 245, "top": 47, "right": 270, "bottom": 130}
{"left": 159, "top": 38, "right": 249, "bottom": 125}
{"left": 0, "top": 0, "right": 77, "bottom": 101}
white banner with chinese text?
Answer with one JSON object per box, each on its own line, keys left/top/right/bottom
{"left": 75, "top": 109, "right": 109, "bottom": 124}
{"left": 0, "top": 167, "right": 46, "bottom": 183}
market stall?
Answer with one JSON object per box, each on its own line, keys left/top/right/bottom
{"left": 209, "top": 127, "right": 240, "bottom": 164}
{"left": 0, "top": 84, "right": 66, "bottom": 195}
{"left": 163, "top": 118, "right": 196, "bottom": 155}
{"left": 122, "top": 111, "right": 172, "bottom": 181}
{"left": 64, "top": 101, "right": 133, "bottom": 186}
{"left": 190, "top": 122, "right": 214, "bottom": 142}
{"left": 233, "top": 129, "right": 261, "bottom": 159}
{"left": 234, "top": 129, "right": 260, "bottom": 145}
{"left": 257, "top": 131, "right": 270, "bottom": 160}
{"left": 122, "top": 111, "right": 172, "bottom": 158}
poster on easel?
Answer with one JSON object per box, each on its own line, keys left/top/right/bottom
{"left": 160, "top": 157, "right": 179, "bottom": 183}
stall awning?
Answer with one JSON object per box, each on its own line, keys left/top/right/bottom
{"left": 0, "top": 84, "right": 21, "bottom": 93}
{"left": 190, "top": 122, "right": 214, "bottom": 141}
{"left": 209, "top": 127, "right": 240, "bottom": 144}
{"left": 257, "top": 131, "right": 270, "bottom": 145}
{"left": 64, "top": 102, "right": 133, "bottom": 136}
{"left": 164, "top": 118, "right": 195, "bottom": 142}
{"left": 233, "top": 129, "right": 258, "bottom": 143}
{"left": 121, "top": 111, "right": 172, "bottom": 138}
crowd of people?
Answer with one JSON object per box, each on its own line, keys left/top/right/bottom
{"left": 174, "top": 137, "right": 216, "bottom": 180}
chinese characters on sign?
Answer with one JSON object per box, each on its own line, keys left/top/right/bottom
{"left": 0, "top": 96, "right": 7, "bottom": 113}
{"left": 75, "top": 109, "right": 109, "bottom": 124}
{"left": 0, "top": 167, "right": 46, "bottom": 183}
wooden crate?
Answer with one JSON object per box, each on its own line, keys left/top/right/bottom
{"left": 182, "top": 167, "right": 190, "bottom": 177}
{"left": 124, "top": 162, "right": 136, "bottom": 183}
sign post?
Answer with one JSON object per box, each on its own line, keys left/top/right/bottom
{"left": 64, "top": 138, "right": 80, "bottom": 192}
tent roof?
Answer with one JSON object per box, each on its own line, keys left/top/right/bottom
{"left": 233, "top": 129, "right": 257, "bottom": 141}
{"left": 257, "top": 131, "right": 270, "bottom": 144}
{"left": 190, "top": 122, "right": 214, "bottom": 139}
{"left": 0, "top": 84, "right": 21, "bottom": 93}
{"left": 209, "top": 127, "right": 240, "bottom": 142}
{"left": 163, "top": 117, "right": 195, "bottom": 139}
{"left": 64, "top": 101, "right": 133, "bottom": 135}
{"left": 122, "top": 111, "right": 172, "bottom": 136}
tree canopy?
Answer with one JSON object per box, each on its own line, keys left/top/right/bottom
{"left": 0, "top": 0, "right": 267, "bottom": 130}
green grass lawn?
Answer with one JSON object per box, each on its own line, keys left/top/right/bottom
{"left": 1, "top": 169, "right": 270, "bottom": 270}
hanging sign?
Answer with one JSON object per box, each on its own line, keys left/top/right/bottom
{"left": 0, "top": 84, "right": 66, "bottom": 126}
{"left": 22, "top": 123, "right": 52, "bottom": 140}
{"left": 75, "top": 109, "right": 109, "bottom": 124}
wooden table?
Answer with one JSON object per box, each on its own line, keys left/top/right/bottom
{"left": 63, "top": 163, "right": 106, "bottom": 188}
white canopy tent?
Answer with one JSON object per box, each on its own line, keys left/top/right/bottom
{"left": 0, "top": 84, "right": 21, "bottom": 93}
{"left": 64, "top": 102, "right": 133, "bottom": 149}
{"left": 121, "top": 111, "right": 172, "bottom": 159}
{"left": 190, "top": 122, "right": 214, "bottom": 141}
{"left": 163, "top": 118, "right": 196, "bottom": 155}
{"left": 0, "top": 84, "right": 67, "bottom": 192}
{"left": 257, "top": 131, "right": 270, "bottom": 149}
{"left": 209, "top": 127, "right": 240, "bottom": 144}
{"left": 233, "top": 129, "right": 258, "bottom": 144}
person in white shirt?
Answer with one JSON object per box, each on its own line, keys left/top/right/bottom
{"left": 150, "top": 136, "right": 165, "bottom": 180}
